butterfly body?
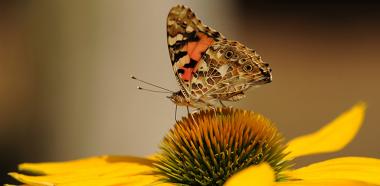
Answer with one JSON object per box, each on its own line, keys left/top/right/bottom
{"left": 167, "top": 5, "right": 272, "bottom": 109}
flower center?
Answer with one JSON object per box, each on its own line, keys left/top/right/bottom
{"left": 155, "top": 107, "right": 290, "bottom": 185}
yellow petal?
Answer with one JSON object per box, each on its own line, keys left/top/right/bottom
{"left": 224, "top": 163, "right": 275, "bottom": 186}
{"left": 9, "top": 155, "right": 173, "bottom": 186}
{"left": 285, "top": 157, "right": 380, "bottom": 185}
{"left": 65, "top": 175, "right": 174, "bottom": 186}
{"left": 285, "top": 102, "right": 366, "bottom": 159}
{"left": 9, "top": 173, "right": 173, "bottom": 186}
{"left": 276, "top": 179, "right": 378, "bottom": 186}
{"left": 18, "top": 155, "right": 154, "bottom": 175}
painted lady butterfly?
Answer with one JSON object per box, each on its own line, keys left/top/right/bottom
{"left": 166, "top": 5, "right": 272, "bottom": 109}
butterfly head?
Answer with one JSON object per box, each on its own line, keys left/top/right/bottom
{"left": 167, "top": 91, "right": 189, "bottom": 106}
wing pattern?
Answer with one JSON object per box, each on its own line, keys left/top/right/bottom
{"left": 167, "top": 5, "right": 224, "bottom": 100}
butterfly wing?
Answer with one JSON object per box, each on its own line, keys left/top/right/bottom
{"left": 167, "top": 5, "right": 272, "bottom": 107}
{"left": 189, "top": 39, "right": 272, "bottom": 104}
{"left": 167, "top": 5, "right": 225, "bottom": 100}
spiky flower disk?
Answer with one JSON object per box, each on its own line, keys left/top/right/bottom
{"left": 155, "top": 107, "right": 290, "bottom": 185}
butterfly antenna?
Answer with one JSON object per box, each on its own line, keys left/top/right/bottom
{"left": 131, "top": 75, "right": 175, "bottom": 93}
{"left": 137, "top": 86, "right": 172, "bottom": 93}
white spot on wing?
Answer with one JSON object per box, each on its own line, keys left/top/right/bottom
{"left": 218, "top": 64, "right": 229, "bottom": 76}
{"left": 168, "top": 34, "right": 183, "bottom": 46}
{"left": 168, "top": 37, "right": 176, "bottom": 45}
{"left": 216, "top": 52, "right": 222, "bottom": 59}
{"left": 186, "top": 25, "right": 194, "bottom": 32}
{"left": 197, "top": 60, "right": 209, "bottom": 71}
{"left": 167, "top": 20, "right": 175, "bottom": 25}
{"left": 177, "top": 34, "right": 183, "bottom": 40}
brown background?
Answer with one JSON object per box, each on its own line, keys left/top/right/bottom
{"left": 1, "top": 0, "right": 379, "bottom": 184}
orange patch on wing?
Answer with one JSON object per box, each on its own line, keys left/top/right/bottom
{"left": 187, "top": 33, "right": 213, "bottom": 61}
{"left": 178, "top": 33, "right": 214, "bottom": 81}
{"left": 180, "top": 67, "right": 193, "bottom": 81}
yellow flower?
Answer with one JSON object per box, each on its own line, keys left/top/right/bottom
{"left": 8, "top": 102, "right": 380, "bottom": 186}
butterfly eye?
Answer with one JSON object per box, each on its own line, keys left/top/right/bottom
{"left": 243, "top": 64, "right": 253, "bottom": 72}
{"left": 225, "top": 50, "right": 234, "bottom": 59}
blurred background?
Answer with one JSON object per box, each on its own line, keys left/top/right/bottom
{"left": 1, "top": 0, "right": 379, "bottom": 184}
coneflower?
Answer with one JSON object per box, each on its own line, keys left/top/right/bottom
{"left": 155, "top": 107, "right": 290, "bottom": 185}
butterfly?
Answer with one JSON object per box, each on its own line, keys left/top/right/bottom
{"left": 166, "top": 5, "right": 272, "bottom": 109}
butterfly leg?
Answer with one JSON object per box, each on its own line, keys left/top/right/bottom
{"left": 219, "top": 100, "right": 226, "bottom": 107}
{"left": 186, "top": 106, "right": 190, "bottom": 115}
{"left": 174, "top": 104, "right": 178, "bottom": 121}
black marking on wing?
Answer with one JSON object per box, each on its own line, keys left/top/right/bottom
{"left": 184, "top": 59, "right": 197, "bottom": 68}
{"left": 211, "top": 32, "right": 221, "bottom": 38}
{"left": 177, "top": 69, "right": 185, "bottom": 74}
{"left": 173, "top": 51, "right": 187, "bottom": 65}
{"left": 188, "top": 32, "right": 200, "bottom": 42}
